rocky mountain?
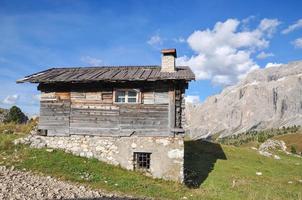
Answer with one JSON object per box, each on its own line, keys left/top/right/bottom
{"left": 186, "top": 61, "right": 302, "bottom": 139}
{"left": 0, "top": 108, "right": 8, "bottom": 123}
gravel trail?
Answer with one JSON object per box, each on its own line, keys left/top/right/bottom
{"left": 0, "top": 166, "right": 144, "bottom": 200}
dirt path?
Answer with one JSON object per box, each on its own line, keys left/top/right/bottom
{"left": 0, "top": 166, "right": 144, "bottom": 200}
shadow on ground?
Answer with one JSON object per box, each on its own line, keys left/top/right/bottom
{"left": 184, "top": 139, "right": 227, "bottom": 188}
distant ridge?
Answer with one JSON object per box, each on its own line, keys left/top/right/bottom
{"left": 186, "top": 61, "right": 302, "bottom": 139}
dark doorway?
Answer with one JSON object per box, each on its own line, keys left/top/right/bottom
{"left": 184, "top": 139, "right": 227, "bottom": 188}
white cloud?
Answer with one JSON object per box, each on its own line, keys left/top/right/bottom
{"left": 2, "top": 94, "right": 19, "bottom": 105}
{"left": 282, "top": 19, "right": 302, "bottom": 34}
{"left": 292, "top": 38, "right": 302, "bottom": 48}
{"left": 147, "top": 34, "right": 163, "bottom": 46}
{"left": 257, "top": 51, "right": 274, "bottom": 59}
{"left": 173, "top": 37, "right": 185, "bottom": 43}
{"left": 81, "top": 56, "right": 103, "bottom": 66}
{"left": 258, "top": 18, "right": 281, "bottom": 37}
{"left": 177, "top": 18, "right": 280, "bottom": 86}
{"left": 241, "top": 15, "right": 256, "bottom": 31}
{"left": 265, "top": 62, "right": 282, "bottom": 68}
{"left": 185, "top": 95, "right": 200, "bottom": 104}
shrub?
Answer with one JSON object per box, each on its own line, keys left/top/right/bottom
{"left": 3, "top": 106, "right": 28, "bottom": 124}
{"left": 290, "top": 145, "right": 297, "bottom": 154}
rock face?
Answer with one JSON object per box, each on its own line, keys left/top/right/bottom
{"left": 258, "top": 139, "right": 288, "bottom": 159}
{"left": 186, "top": 61, "right": 302, "bottom": 139}
{"left": 258, "top": 139, "right": 287, "bottom": 152}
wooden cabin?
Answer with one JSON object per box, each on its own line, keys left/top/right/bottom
{"left": 17, "top": 49, "right": 195, "bottom": 181}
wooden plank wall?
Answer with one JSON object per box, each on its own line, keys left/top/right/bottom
{"left": 38, "top": 81, "right": 187, "bottom": 137}
{"left": 119, "top": 104, "right": 169, "bottom": 136}
{"left": 39, "top": 92, "right": 70, "bottom": 136}
{"left": 69, "top": 91, "right": 121, "bottom": 136}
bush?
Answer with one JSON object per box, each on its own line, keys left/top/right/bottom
{"left": 3, "top": 106, "right": 28, "bottom": 124}
{"left": 290, "top": 145, "right": 297, "bottom": 154}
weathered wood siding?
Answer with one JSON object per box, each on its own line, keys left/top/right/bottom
{"left": 39, "top": 92, "right": 70, "bottom": 136}
{"left": 38, "top": 81, "right": 187, "bottom": 137}
{"left": 70, "top": 91, "right": 120, "bottom": 136}
{"left": 175, "top": 85, "right": 186, "bottom": 129}
{"left": 119, "top": 104, "right": 169, "bottom": 136}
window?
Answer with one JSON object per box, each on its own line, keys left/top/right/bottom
{"left": 115, "top": 89, "right": 139, "bottom": 103}
{"left": 133, "top": 152, "right": 151, "bottom": 170}
{"left": 37, "top": 129, "right": 47, "bottom": 136}
{"left": 116, "top": 91, "right": 126, "bottom": 103}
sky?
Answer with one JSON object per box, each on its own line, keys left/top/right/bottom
{"left": 0, "top": 0, "right": 302, "bottom": 115}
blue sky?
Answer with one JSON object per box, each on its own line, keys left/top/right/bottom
{"left": 0, "top": 0, "right": 302, "bottom": 115}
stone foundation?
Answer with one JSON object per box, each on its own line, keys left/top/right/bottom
{"left": 17, "top": 135, "right": 184, "bottom": 182}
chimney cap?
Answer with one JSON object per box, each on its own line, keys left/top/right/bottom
{"left": 161, "top": 48, "right": 177, "bottom": 57}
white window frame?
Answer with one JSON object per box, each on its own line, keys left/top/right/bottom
{"left": 114, "top": 89, "right": 140, "bottom": 104}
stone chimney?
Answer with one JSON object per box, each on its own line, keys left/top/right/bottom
{"left": 161, "top": 49, "right": 177, "bottom": 72}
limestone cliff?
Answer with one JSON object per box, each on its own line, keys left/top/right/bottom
{"left": 186, "top": 61, "right": 302, "bottom": 139}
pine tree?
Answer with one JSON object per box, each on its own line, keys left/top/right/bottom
{"left": 3, "top": 106, "right": 28, "bottom": 124}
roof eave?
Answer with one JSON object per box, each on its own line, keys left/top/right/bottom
{"left": 17, "top": 77, "right": 195, "bottom": 84}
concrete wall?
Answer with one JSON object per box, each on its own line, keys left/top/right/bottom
{"left": 22, "top": 135, "right": 184, "bottom": 182}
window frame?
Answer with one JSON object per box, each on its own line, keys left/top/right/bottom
{"left": 133, "top": 152, "right": 151, "bottom": 171}
{"left": 114, "top": 89, "right": 141, "bottom": 104}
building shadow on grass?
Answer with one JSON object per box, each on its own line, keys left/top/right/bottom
{"left": 184, "top": 139, "right": 227, "bottom": 188}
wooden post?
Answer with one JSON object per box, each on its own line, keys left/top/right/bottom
{"left": 168, "top": 83, "right": 176, "bottom": 133}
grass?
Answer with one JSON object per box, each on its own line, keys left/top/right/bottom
{"left": 274, "top": 133, "right": 302, "bottom": 154}
{"left": 0, "top": 120, "right": 36, "bottom": 135}
{"left": 0, "top": 123, "right": 302, "bottom": 200}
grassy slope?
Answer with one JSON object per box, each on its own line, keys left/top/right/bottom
{"left": 0, "top": 130, "right": 302, "bottom": 199}
{"left": 274, "top": 133, "right": 302, "bottom": 153}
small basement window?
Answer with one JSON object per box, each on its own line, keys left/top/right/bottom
{"left": 37, "top": 129, "right": 48, "bottom": 136}
{"left": 115, "top": 89, "right": 139, "bottom": 103}
{"left": 133, "top": 152, "right": 151, "bottom": 170}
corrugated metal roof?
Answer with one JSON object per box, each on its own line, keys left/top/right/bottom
{"left": 17, "top": 66, "right": 195, "bottom": 83}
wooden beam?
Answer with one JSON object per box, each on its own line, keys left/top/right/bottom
{"left": 168, "top": 83, "right": 176, "bottom": 132}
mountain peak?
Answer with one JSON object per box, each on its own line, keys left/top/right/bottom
{"left": 186, "top": 61, "right": 302, "bottom": 139}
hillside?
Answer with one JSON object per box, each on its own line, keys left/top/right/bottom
{"left": 0, "top": 124, "right": 302, "bottom": 200}
{"left": 186, "top": 61, "right": 302, "bottom": 139}
{"left": 274, "top": 133, "right": 302, "bottom": 154}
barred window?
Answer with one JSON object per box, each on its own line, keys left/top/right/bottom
{"left": 133, "top": 152, "right": 151, "bottom": 170}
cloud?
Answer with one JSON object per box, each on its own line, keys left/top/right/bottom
{"left": 2, "top": 94, "right": 19, "bottom": 105}
{"left": 147, "top": 34, "right": 163, "bottom": 46}
{"left": 257, "top": 51, "right": 274, "bottom": 59}
{"left": 265, "top": 62, "right": 282, "bottom": 68}
{"left": 177, "top": 18, "right": 280, "bottom": 86}
{"left": 292, "top": 38, "right": 302, "bottom": 48}
{"left": 173, "top": 37, "right": 186, "bottom": 43}
{"left": 81, "top": 56, "right": 103, "bottom": 66}
{"left": 258, "top": 18, "right": 281, "bottom": 37}
{"left": 282, "top": 19, "right": 302, "bottom": 34}
{"left": 185, "top": 95, "right": 200, "bottom": 104}
{"left": 241, "top": 15, "right": 256, "bottom": 31}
